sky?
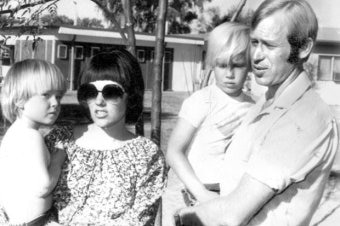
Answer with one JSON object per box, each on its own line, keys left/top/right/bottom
{"left": 57, "top": 0, "right": 340, "bottom": 29}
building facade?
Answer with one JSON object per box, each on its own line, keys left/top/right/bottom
{"left": 0, "top": 25, "right": 205, "bottom": 92}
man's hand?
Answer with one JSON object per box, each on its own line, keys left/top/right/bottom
{"left": 174, "top": 174, "right": 275, "bottom": 226}
{"left": 175, "top": 206, "right": 206, "bottom": 226}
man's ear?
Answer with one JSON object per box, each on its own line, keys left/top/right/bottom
{"left": 299, "top": 38, "right": 314, "bottom": 59}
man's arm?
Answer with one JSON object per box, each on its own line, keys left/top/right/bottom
{"left": 177, "top": 173, "right": 275, "bottom": 226}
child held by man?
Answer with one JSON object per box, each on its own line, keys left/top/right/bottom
{"left": 164, "top": 22, "right": 254, "bottom": 226}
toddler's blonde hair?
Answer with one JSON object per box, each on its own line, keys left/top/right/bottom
{"left": 1, "top": 59, "right": 67, "bottom": 122}
{"left": 205, "top": 22, "right": 250, "bottom": 69}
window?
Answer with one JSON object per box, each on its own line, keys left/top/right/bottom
{"left": 137, "top": 49, "right": 145, "bottom": 63}
{"left": 318, "top": 55, "right": 340, "bottom": 81}
{"left": 75, "top": 46, "right": 84, "bottom": 60}
{"left": 150, "top": 51, "right": 154, "bottom": 62}
{"left": 164, "top": 51, "right": 173, "bottom": 63}
{"left": 0, "top": 46, "right": 13, "bottom": 66}
{"left": 2, "top": 51, "right": 10, "bottom": 58}
{"left": 91, "top": 47, "right": 100, "bottom": 56}
{"left": 333, "top": 57, "right": 340, "bottom": 81}
{"left": 57, "top": 44, "right": 68, "bottom": 59}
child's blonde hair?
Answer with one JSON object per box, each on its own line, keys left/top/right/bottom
{"left": 205, "top": 22, "right": 250, "bottom": 69}
{"left": 1, "top": 59, "right": 67, "bottom": 122}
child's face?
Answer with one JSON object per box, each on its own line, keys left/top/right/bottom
{"left": 85, "top": 80, "right": 127, "bottom": 128}
{"left": 21, "top": 90, "right": 63, "bottom": 129}
{"left": 214, "top": 57, "right": 249, "bottom": 97}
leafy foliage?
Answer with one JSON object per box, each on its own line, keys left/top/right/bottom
{"left": 93, "top": 0, "right": 201, "bottom": 34}
{"left": 40, "top": 14, "right": 73, "bottom": 26}
{"left": 76, "top": 17, "right": 104, "bottom": 28}
{"left": 166, "top": 0, "right": 200, "bottom": 34}
{"left": 190, "top": 1, "right": 253, "bottom": 34}
{"left": 0, "top": 0, "right": 59, "bottom": 28}
{"left": 0, "top": 0, "right": 61, "bottom": 58}
{"left": 39, "top": 14, "right": 104, "bottom": 28}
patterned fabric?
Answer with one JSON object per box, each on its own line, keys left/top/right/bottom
{"left": 45, "top": 125, "right": 166, "bottom": 226}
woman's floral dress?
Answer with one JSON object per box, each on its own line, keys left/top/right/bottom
{"left": 45, "top": 125, "right": 166, "bottom": 226}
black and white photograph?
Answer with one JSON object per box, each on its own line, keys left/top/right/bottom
{"left": 0, "top": 0, "right": 339, "bottom": 225}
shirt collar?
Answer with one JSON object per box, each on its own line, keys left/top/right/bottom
{"left": 251, "top": 71, "right": 311, "bottom": 118}
{"left": 273, "top": 71, "right": 312, "bottom": 109}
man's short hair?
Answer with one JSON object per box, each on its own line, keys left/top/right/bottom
{"left": 251, "top": 0, "right": 318, "bottom": 63}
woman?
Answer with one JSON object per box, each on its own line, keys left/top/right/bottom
{"left": 45, "top": 49, "right": 166, "bottom": 226}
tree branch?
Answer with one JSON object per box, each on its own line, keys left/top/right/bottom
{"left": 90, "top": 0, "right": 128, "bottom": 44}
{"left": 231, "top": 0, "right": 247, "bottom": 22}
{"left": 0, "top": 0, "right": 59, "bottom": 16}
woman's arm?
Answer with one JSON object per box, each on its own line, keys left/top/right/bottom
{"left": 166, "top": 118, "right": 218, "bottom": 202}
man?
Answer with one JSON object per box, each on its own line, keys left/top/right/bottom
{"left": 175, "top": 0, "right": 339, "bottom": 225}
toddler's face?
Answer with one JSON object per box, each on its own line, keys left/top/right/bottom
{"left": 21, "top": 90, "right": 63, "bottom": 129}
{"left": 214, "top": 56, "right": 249, "bottom": 97}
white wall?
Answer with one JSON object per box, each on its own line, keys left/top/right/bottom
{"left": 169, "top": 43, "right": 203, "bottom": 92}
{"left": 0, "top": 66, "right": 10, "bottom": 78}
{"left": 314, "top": 82, "right": 340, "bottom": 106}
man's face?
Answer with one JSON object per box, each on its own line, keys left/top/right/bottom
{"left": 250, "top": 11, "right": 296, "bottom": 87}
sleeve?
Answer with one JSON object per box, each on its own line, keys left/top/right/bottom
{"left": 44, "top": 125, "right": 73, "bottom": 155}
{"left": 121, "top": 139, "right": 166, "bottom": 226}
{"left": 178, "top": 90, "right": 210, "bottom": 128}
{"left": 246, "top": 118, "right": 338, "bottom": 193}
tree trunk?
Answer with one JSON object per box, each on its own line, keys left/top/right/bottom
{"left": 121, "top": 0, "right": 144, "bottom": 136}
{"left": 151, "top": 0, "right": 168, "bottom": 147}
{"left": 122, "top": 0, "right": 136, "bottom": 55}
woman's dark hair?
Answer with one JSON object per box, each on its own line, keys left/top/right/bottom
{"left": 78, "top": 49, "right": 145, "bottom": 123}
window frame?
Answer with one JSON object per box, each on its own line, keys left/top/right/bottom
{"left": 91, "top": 46, "right": 100, "bottom": 56}
{"left": 317, "top": 54, "right": 340, "bottom": 82}
{"left": 74, "top": 45, "right": 84, "bottom": 60}
{"left": 137, "top": 49, "right": 146, "bottom": 63}
{"left": 57, "top": 44, "right": 68, "bottom": 59}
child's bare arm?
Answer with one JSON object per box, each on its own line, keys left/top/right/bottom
{"left": 166, "top": 118, "right": 218, "bottom": 202}
{"left": 22, "top": 130, "right": 66, "bottom": 197}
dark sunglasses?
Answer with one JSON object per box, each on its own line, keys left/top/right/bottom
{"left": 77, "top": 83, "right": 125, "bottom": 103}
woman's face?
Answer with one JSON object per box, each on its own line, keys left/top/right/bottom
{"left": 86, "top": 80, "right": 127, "bottom": 128}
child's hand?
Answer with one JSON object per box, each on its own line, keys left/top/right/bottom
{"left": 51, "top": 142, "right": 67, "bottom": 167}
